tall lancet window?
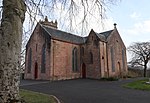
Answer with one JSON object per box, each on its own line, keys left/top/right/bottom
{"left": 90, "top": 52, "right": 93, "bottom": 64}
{"left": 28, "top": 48, "right": 32, "bottom": 73}
{"left": 72, "top": 47, "right": 78, "bottom": 72}
{"left": 41, "top": 43, "right": 46, "bottom": 73}
{"left": 111, "top": 47, "right": 115, "bottom": 72}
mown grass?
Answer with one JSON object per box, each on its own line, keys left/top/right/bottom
{"left": 123, "top": 79, "right": 150, "bottom": 91}
{"left": 20, "top": 89, "right": 57, "bottom": 103}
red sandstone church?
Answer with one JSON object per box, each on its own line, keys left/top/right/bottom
{"left": 24, "top": 18, "right": 128, "bottom": 80}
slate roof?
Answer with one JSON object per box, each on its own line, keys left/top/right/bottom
{"left": 42, "top": 25, "right": 85, "bottom": 44}
{"left": 99, "top": 30, "right": 113, "bottom": 39}
{"left": 95, "top": 33, "right": 106, "bottom": 41}
{"left": 41, "top": 24, "right": 113, "bottom": 44}
{"left": 94, "top": 30, "right": 113, "bottom": 41}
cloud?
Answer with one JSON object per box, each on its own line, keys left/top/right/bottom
{"left": 130, "top": 12, "right": 141, "bottom": 19}
{"left": 126, "top": 19, "right": 150, "bottom": 35}
{"left": 123, "top": 20, "right": 150, "bottom": 61}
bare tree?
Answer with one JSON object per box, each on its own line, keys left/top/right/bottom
{"left": 0, "top": 0, "right": 119, "bottom": 102}
{"left": 128, "top": 42, "right": 150, "bottom": 77}
{"left": 24, "top": 0, "right": 121, "bottom": 35}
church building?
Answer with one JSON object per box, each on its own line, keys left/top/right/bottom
{"left": 24, "top": 17, "right": 128, "bottom": 80}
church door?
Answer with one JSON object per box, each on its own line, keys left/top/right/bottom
{"left": 82, "top": 63, "right": 86, "bottom": 78}
{"left": 34, "top": 62, "right": 38, "bottom": 79}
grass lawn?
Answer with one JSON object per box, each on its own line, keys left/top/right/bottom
{"left": 20, "top": 89, "right": 57, "bottom": 103}
{"left": 123, "top": 78, "right": 150, "bottom": 91}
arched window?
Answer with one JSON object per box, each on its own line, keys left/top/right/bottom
{"left": 72, "top": 47, "right": 78, "bottom": 72}
{"left": 90, "top": 52, "right": 93, "bottom": 64}
{"left": 111, "top": 47, "right": 115, "bottom": 72}
{"left": 81, "top": 47, "right": 84, "bottom": 56}
{"left": 122, "top": 49, "right": 125, "bottom": 70}
{"left": 41, "top": 43, "right": 46, "bottom": 73}
{"left": 28, "top": 48, "right": 32, "bottom": 73}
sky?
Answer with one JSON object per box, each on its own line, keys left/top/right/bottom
{"left": 106, "top": 0, "right": 150, "bottom": 47}
{"left": 0, "top": 0, "right": 149, "bottom": 64}
{"left": 22, "top": 0, "right": 150, "bottom": 48}
{"left": 21, "top": 0, "right": 150, "bottom": 62}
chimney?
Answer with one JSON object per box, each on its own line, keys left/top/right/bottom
{"left": 40, "top": 16, "right": 58, "bottom": 29}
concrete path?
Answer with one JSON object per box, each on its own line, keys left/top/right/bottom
{"left": 20, "top": 78, "right": 150, "bottom": 103}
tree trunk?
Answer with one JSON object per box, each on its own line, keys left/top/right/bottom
{"left": 0, "top": 0, "right": 26, "bottom": 102}
{"left": 143, "top": 64, "right": 147, "bottom": 77}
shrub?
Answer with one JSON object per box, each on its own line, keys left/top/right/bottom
{"left": 101, "top": 77, "right": 118, "bottom": 81}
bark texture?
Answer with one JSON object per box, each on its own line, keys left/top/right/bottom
{"left": 0, "top": 0, "right": 26, "bottom": 102}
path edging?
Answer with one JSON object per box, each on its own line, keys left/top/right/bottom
{"left": 50, "top": 95, "right": 61, "bottom": 103}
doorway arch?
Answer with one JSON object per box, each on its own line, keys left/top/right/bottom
{"left": 34, "top": 62, "right": 38, "bottom": 79}
{"left": 82, "top": 63, "right": 86, "bottom": 78}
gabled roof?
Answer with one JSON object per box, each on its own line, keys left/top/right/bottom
{"left": 99, "top": 30, "right": 113, "bottom": 39}
{"left": 42, "top": 25, "right": 85, "bottom": 44}
{"left": 93, "top": 30, "right": 113, "bottom": 41}
{"left": 95, "top": 33, "right": 106, "bottom": 41}
{"left": 40, "top": 23, "right": 114, "bottom": 44}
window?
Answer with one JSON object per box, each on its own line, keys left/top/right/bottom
{"left": 90, "top": 52, "right": 93, "bottom": 64}
{"left": 94, "top": 39, "right": 99, "bottom": 46}
{"left": 111, "top": 47, "right": 115, "bottom": 72}
{"left": 28, "top": 48, "right": 32, "bottom": 73}
{"left": 122, "top": 49, "right": 125, "bottom": 70}
{"left": 81, "top": 47, "right": 84, "bottom": 56}
{"left": 41, "top": 43, "right": 46, "bottom": 73}
{"left": 92, "top": 36, "right": 94, "bottom": 40}
{"left": 72, "top": 47, "right": 78, "bottom": 72}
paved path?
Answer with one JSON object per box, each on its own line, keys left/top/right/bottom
{"left": 20, "top": 78, "right": 150, "bottom": 103}
{"left": 20, "top": 79, "right": 49, "bottom": 86}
